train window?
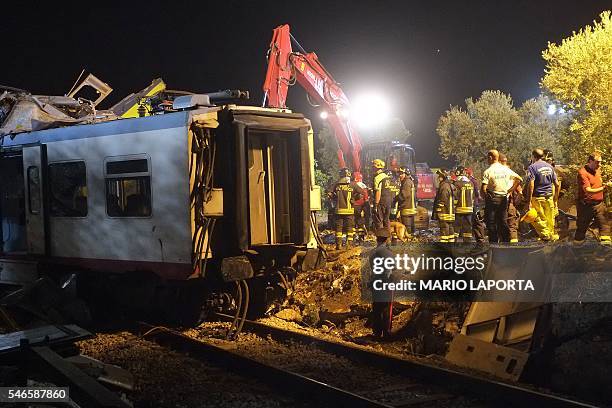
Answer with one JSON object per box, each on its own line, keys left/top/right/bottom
{"left": 106, "top": 159, "right": 148, "bottom": 174}
{"left": 105, "top": 156, "right": 151, "bottom": 217}
{"left": 27, "top": 166, "right": 41, "bottom": 214}
{"left": 48, "top": 161, "right": 88, "bottom": 217}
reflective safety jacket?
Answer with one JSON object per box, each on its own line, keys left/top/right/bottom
{"left": 389, "top": 176, "right": 401, "bottom": 215}
{"left": 434, "top": 179, "right": 455, "bottom": 221}
{"left": 398, "top": 177, "right": 417, "bottom": 216}
{"left": 353, "top": 181, "right": 369, "bottom": 206}
{"left": 333, "top": 178, "right": 364, "bottom": 215}
{"left": 454, "top": 177, "right": 474, "bottom": 214}
{"left": 373, "top": 172, "right": 394, "bottom": 207}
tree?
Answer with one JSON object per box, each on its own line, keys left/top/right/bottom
{"left": 541, "top": 10, "right": 612, "bottom": 178}
{"left": 314, "top": 117, "right": 412, "bottom": 185}
{"left": 512, "top": 95, "right": 570, "bottom": 168}
{"left": 315, "top": 123, "right": 340, "bottom": 189}
{"left": 437, "top": 91, "right": 567, "bottom": 176}
{"left": 437, "top": 90, "right": 519, "bottom": 175}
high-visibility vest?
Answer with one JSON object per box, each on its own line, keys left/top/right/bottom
{"left": 399, "top": 178, "right": 417, "bottom": 216}
{"left": 454, "top": 179, "right": 474, "bottom": 214}
{"left": 435, "top": 180, "right": 455, "bottom": 222}
{"left": 334, "top": 181, "right": 355, "bottom": 215}
{"left": 374, "top": 173, "right": 394, "bottom": 206}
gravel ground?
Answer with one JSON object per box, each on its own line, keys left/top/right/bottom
{"left": 77, "top": 332, "right": 313, "bottom": 408}
{"left": 185, "top": 323, "right": 489, "bottom": 407}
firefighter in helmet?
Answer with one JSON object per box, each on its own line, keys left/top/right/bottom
{"left": 331, "top": 167, "right": 364, "bottom": 250}
{"left": 433, "top": 168, "right": 455, "bottom": 242}
{"left": 371, "top": 159, "right": 394, "bottom": 236}
{"left": 453, "top": 166, "right": 474, "bottom": 242}
{"left": 388, "top": 168, "right": 402, "bottom": 242}
{"left": 397, "top": 167, "right": 417, "bottom": 240}
{"left": 352, "top": 171, "right": 369, "bottom": 241}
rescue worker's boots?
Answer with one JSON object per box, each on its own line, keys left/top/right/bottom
{"left": 347, "top": 232, "right": 355, "bottom": 248}
{"left": 335, "top": 237, "right": 342, "bottom": 250}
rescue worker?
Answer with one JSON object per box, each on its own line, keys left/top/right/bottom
{"left": 397, "top": 167, "right": 417, "bottom": 239}
{"left": 433, "top": 169, "right": 455, "bottom": 242}
{"left": 331, "top": 168, "right": 364, "bottom": 250}
{"left": 453, "top": 166, "right": 474, "bottom": 242}
{"left": 388, "top": 169, "right": 402, "bottom": 242}
{"left": 466, "top": 168, "right": 486, "bottom": 243}
{"left": 369, "top": 230, "right": 394, "bottom": 338}
{"left": 574, "top": 151, "right": 611, "bottom": 244}
{"left": 352, "top": 172, "right": 369, "bottom": 241}
{"left": 500, "top": 154, "right": 522, "bottom": 243}
{"left": 524, "top": 149, "right": 560, "bottom": 241}
{"left": 371, "top": 159, "right": 394, "bottom": 236}
{"left": 543, "top": 150, "right": 562, "bottom": 235}
{"left": 481, "top": 149, "right": 522, "bottom": 243}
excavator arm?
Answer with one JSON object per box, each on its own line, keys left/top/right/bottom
{"left": 263, "top": 24, "right": 362, "bottom": 172}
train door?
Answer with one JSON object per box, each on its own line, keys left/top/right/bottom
{"left": 248, "top": 136, "right": 269, "bottom": 245}
{"left": 0, "top": 149, "right": 27, "bottom": 253}
{"left": 247, "top": 129, "right": 301, "bottom": 246}
{"left": 22, "top": 145, "right": 48, "bottom": 255}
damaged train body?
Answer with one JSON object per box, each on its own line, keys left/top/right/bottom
{"left": 0, "top": 80, "right": 323, "bottom": 319}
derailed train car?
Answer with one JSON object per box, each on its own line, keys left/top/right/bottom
{"left": 0, "top": 94, "right": 323, "bottom": 320}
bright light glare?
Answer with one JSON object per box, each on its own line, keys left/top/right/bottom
{"left": 320, "top": 111, "right": 328, "bottom": 119}
{"left": 351, "top": 92, "right": 392, "bottom": 129}
{"left": 338, "top": 108, "right": 350, "bottom": 118}
{"left": 547, "top": 104, "right": 556, "bottom": 115}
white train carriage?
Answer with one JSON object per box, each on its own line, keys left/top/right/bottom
{"left": 0, "top": 105, "right": 322, "bottom": 287}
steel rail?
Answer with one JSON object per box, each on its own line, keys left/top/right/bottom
{"left": 137, "top": 322, "right": 392, "bottom": 408}
{"left": 214, "top": 313, "right": 598, "bottom": 408}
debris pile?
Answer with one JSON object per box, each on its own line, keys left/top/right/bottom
{"left": 0, "top": 75, "right": 115, "bottom": 137}
{"left": 269, "top": 241, "right": 470, "bottom": 356}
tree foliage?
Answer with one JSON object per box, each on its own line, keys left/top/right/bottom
{"left": 437, "top": 91, "right": 567, "bottom": 176}
{"left": 541, "top": 10, "right": 612, "bottom": 178}
{"left": 315, "top": 118, "right": 412, "bottom": 186}
{"left": 315, "top": 123, "right": 340, "bottom": 189}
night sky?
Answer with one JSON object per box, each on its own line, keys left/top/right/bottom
{"left": 2, "top": 1, "right": 609, "bottom": 166}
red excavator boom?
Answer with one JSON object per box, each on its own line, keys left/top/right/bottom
{"left": 262, "top": 24, "right": 362, "bottom": 172}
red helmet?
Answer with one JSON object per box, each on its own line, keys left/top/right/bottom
{"left": 353, "top": 171, "right": 363, "bottom": 182}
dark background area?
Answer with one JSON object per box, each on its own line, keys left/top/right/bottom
{"left": 1, "top": 1, "right": 609, "bottom": 166}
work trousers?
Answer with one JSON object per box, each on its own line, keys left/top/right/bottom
{"left": 439, "top": 219, "right": 455, "bottom": 242}
{"left": 472, "top": 210, "right": 486, "bottom": 243}
{"left": 372, "top": 301, "right": 392, "bottom": 337}
{"left": 400, "top": 214, "right": 415, "bottom": 236}
{"left": 364, "top": 203, "right": 372, "bottom": 232}
{"left": 507, "top": 202, "right": 519, "bottom": 243}
{"left": 455, "top": 213, "right": 472, "bottom": 242}
{"left": 574, "top": 201, "right": 610, "bottom": 242}
{"left": 485, "top": 195, "right": 509, "bottom": 243}
{"left": 354, "top": 205, "right": 367, "bottom": 238}
{"left": 530, "top": 196, "right": 555, "bottom": 240}
{"left": 335, "top": 214, "right": 355, "bottom": 248}
{"left": 373, "top": 203, "right": 391, "bottom": 235}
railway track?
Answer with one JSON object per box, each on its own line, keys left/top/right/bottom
{"left": 134, "top": 319, "right": 598, "bottom": 408}
{"left": 137, "top": 322, "right": 392, "bottom": 407}
{"left": 207, "top": 314, "right": 599, "bottom": 408}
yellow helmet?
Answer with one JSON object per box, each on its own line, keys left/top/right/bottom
{"left": 520, "top": 208, "right": 538, "bottom": 223}
{"left": 371, "top": 159, "right": 385, "bottom": 169}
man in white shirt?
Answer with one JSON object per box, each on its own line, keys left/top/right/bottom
{"left": 481, "top": 150, "right": 522, "bottom": 242}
